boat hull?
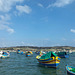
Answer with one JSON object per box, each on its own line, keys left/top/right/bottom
{"left": 37, "top": 57, "right": 60, "bottom": 68}
{"left": 66, "top": 66, "right": 75, "bottom": 75}
{"left": 1, "top": 55, "right": 9, "bottom": 59}
{"left": 39, "top": 62, "right": 59, "bottom": 68}
{"left": 26, "top": 53, "right": 32, "bottom": 57}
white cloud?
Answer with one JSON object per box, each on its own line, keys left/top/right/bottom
{"left": 70, "top": 29, "right": 75, "bottom": 33}
{"left": 0, "top": 0, "right": 23, "bottom": 33}
{"left": 0, "top": 0, "right": 24, "bottom": 12}
{"left": 0, "top": 24, "right": 14, "bottom": 34}
{"left": 0, "top": 14, "right": 14, "bottom": 34}
{"left": 0, "top": 14, "right": 10, "bottom": 21}
{"left": 16, "top": 5, "right": 32, "bottom": 14}
{"left": 7, "top": 28, "right": 14, "bottom": 34}
{"left": 47, "top": 0, "right": 75, "bottom": 8}
{"left": 38, "top": 3, "right": 44, "bottom": 8}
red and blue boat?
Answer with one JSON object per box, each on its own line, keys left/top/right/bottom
{"left": 66, "top": 65, "right": 75, "bottom": 75}
{"left": 36, "top": 51, "right": 61, "bottom": 68}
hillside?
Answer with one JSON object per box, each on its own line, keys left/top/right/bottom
{"left": 0, "top": 46, "right": 75, "bottom": 51}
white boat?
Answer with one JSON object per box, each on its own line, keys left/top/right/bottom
{"left": 69, "top": 50, "right": 72, "bottom": 54}
{"left": 0, "top": 51, "right": 3, "bottom": 58}
{"left": 0, "top": 51, "right": 10, "bottom": 59}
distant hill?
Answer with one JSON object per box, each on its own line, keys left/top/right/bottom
{"left": 0, "top": 46, "right": 75, "bottom": 51}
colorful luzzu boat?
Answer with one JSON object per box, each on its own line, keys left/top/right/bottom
{"left": 26, "top": 51, "right": 33, "bottom": 57}
{"left": 36, "top": 51, "right": 61, "bottom": 68}
{"left": 66, "top": 65, "right": 75, "bottom": 75}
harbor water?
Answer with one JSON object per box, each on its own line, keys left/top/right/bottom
{"left": 0, "top": 52, "right": 75, "bottom": 75}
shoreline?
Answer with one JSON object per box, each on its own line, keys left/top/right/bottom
{"left": 0, "top": 49, "right": 75, "bottom": 52}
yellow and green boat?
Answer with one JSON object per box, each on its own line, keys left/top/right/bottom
{"left": 36, "top": 51, "right": 61, "bottom": 68}
{"left": 26, "top": 51, "right": 33, "bottom": 57}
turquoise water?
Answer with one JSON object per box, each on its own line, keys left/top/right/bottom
{"left": 0, "top": 52, "right": 75, "bottom": 75}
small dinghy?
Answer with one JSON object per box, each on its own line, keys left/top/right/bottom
{"left": 66, "top": 65, "right": 75, "bottom": 75}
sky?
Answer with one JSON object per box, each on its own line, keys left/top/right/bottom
{"left": 0, "top": 0, "right": 75, "bottom": 47}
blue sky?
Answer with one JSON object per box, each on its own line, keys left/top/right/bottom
{"left": 0, "top": 0, "right": 75, "bottom": 47}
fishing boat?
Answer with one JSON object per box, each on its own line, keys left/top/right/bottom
{"left": 26, "top": 51, "right": 33, "bottom": 57}
{"left": 1, "top": 51, "right": 10, "bottom": 59}
{"left": 66, "top": 65, "right": 75, "bottom": 75}
{"left": 36, "top": 51, "right": 61, "bottom": 68}
{"left": 57, "top": 51, "right": 69, "bottom": 58}
{"left": 35, "top": 51, "right": 40, "bottom": 55}
{"left": 69, "top": 50, "right": 72, "bottom": 54}
{"left": 21, "top": 52, "right": 24, "bottom": 54}
{"left": 17, "top": 50, "right": 24, "bottom": 54}
{"left": 17, "top": 50, "right": 21, "bottom": 54}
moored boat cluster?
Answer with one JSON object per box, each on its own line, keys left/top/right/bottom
{"left": 0, "top": 49, "right": 74, "bottom": 75}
